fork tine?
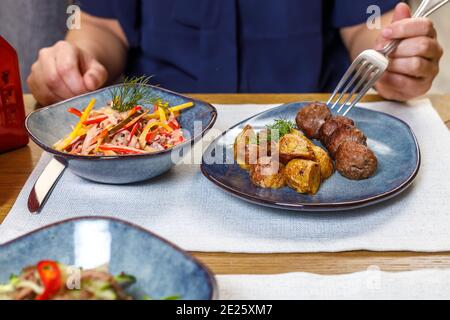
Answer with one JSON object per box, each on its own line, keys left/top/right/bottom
{"left": 330, "top": 60, "right": 369, "bottom": 110}
{"left": 342, "top": 69, "right": 381, "bottom": 116}
{"left": 337, "top": 64, "right": 376, "bottom": 113}
{"left": 326, "top": 58, "right": 362, "bottom": 106}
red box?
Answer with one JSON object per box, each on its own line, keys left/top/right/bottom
{"left": 0, "top": 35, "right": 29, "bottom": 153}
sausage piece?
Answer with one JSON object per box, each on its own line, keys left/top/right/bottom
{"left": 327, "top": 125, "right": 367, "bottom": 158}
{"left": 319, "top": 116, "right": 355, "bottom": 146}
{"left": 335, "top": 141, "right": 377, "bottom": 180}
{"left": 296, "top": 102, "right": 332, "bottom": 139}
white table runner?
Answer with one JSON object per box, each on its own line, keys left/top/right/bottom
{"left": 217, "top": 269, "right": 450, "bottom": 299}
{"left": 0, "top": 99, "right": 449, "bottom": 253}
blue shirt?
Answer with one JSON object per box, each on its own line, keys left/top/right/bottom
{"left": 77, "top": 0, "right": 399, "bottom": 93}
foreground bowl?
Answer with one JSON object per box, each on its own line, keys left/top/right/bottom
{"left": 0, "top": 217, "right": 216, "bottom": 300}
{"left": 26, "top": 85, "right": 217, "bottom": 184}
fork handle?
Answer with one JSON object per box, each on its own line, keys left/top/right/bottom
{"left": 379, "top": 0, "right": 449, "bottom": 56}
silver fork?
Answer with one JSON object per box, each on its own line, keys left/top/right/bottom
{"left": 327, "top": 0, "right": 449, "bottom": 116}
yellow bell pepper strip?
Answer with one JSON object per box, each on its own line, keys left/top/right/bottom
{"left": 63, "top": 134, "right": 85, "bottom": 151}
{"left": 169, "top": 102, "right": 194, "bottom": 113}
{"left": 139, "top": 121, "right": 173, "bottom": 149}
{"left": 144, "top": 112, "right": 161, "bottom": 121}
{"left": 98, "top": 144, "right": 147, "bottom": 155}
{"left": 54, "top": 98, "right": 96, "bottom": 151}
{"left": 142, "top": 102, "right": 192, "bottom": 121}
{"left": 53, "top": 126, "right": 89, "bottom": 150}
{"left": 158, "top": 107, "right": 167, "bottom": 122}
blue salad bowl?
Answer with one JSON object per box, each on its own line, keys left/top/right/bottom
{"left": 25, "top": 85, "right": 217, "bottom": 184}
{"left": 0, "top": 217, "right": 217, "bottom": 300}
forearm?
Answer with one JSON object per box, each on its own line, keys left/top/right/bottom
{"left": 66, "top": 13, "right": 128, "bottom": 83}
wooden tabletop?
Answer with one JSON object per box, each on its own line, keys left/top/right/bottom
{"left": 1, "top": 93, "right": 449, "bottom": 275}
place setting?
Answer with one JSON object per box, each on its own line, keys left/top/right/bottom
{"left": 1, "top": 0, "right": 450, "bottom": 303}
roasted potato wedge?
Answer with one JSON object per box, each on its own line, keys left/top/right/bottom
{"left": 278, "top": 133, "right": 315, "bottom": 165}
{"left": 257, "top": 129, "right": 279, "bottom": 159}
{"left": 290, "top": 129, "right": 316, "bottom": 147}
{"left": 284, "top": 159, "right": 321, "bottom": 194}
{"left": 234, "top": 125, "right": 258, "bottom": 170}
{"left": 311, "top": 145, "right": 334, "bottom": 180}
{"left": 250, "top": 156, "right": 286, "bottom": 189}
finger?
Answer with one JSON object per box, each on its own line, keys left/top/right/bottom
{"left": 387, "top": 57, "right": 438, "bottom": 78}
{"left": 54, "top": 42, "right": 87, "bottom": 95}
{"left": 81, "top": 56, "right": 108, "bottom": 91}
{"left": 391, "top": 37, "right": 443, "bottom": 60}
{"left": 374, "top": 3, "right": 411, "bottom": 50}
{"left": 377, "top": 71, "right": 432, "bottom": 97}
{"left": 38, "top": 48, "right": 76, "bottom": 99}
{"left": 392, "top": 2, "right": 412, "bottom": 22}
{"left": 375, "top": 82, "right": 411, "bottom": 101}
{"left": 382, "top": 18, "right": 436, "bottom": 40}
{"left": 27, "top": 64, "right": 64, "bottom": 106}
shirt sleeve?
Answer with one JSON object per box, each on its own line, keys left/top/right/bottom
{"left": 75, "top": 0, "right": 140, "bottom": 47}
{"left": 332, "top": 0, "right": 401, "bottom": 28}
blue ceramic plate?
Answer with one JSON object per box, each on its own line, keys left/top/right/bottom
{"left": 201, "top": 102, "right": 421, "bottom": 212}
{"left": 0, "top": 217, "right": 216, "bottom": 300}
{"left": 26, "top": 85, "right": 217, "bottom": 184}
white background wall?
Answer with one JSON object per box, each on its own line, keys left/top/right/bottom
{"left": 410, "top": 0, "right": 450, "bottom": 93}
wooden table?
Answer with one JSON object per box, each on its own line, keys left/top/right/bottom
{"left": 1, "top": 94, "right": 449, "bottom": 275}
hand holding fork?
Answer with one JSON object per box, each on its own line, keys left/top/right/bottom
{"left": 328, "top": 0, "right": 448, "bottom": 116}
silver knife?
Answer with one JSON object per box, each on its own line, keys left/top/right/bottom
{"left": 28, "top": 158, "right": 66, "bottom": 214}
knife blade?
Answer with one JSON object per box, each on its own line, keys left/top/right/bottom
{"left": 28, "top": 158, "right": 66, "bottom": 213}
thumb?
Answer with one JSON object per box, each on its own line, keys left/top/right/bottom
{"left": 392, "top": 2, "right": 412, "bottom": 22}
{"left": 81, "top": 55, "right": 108, "bottom": 91}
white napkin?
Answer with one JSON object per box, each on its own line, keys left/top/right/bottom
{"left": 218, "top": 269, "right": 450, "bottom": 300}
{"left": 0, "top": 99, "right": 449, "bottom": 253}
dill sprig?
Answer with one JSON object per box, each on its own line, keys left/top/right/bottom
{"left": 264, "top": 118, "right": 296, "bottom": 142}
{"left": 110, "top": 76, "right": 160, "bottom": 112}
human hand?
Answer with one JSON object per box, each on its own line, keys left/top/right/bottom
{"left": 27, "top": 41, "right": 108, "bottom": 106}
{"left": 374, "top": 3, "right": 443, "bottom": 101}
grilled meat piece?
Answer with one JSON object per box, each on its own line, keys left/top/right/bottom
{"left": 295, "top": 102, "right": 332, "bottom": 139}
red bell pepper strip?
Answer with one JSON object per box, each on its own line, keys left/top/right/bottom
{"left": 36, "top": 260, "right": 62, "bottom": 300}
{"left": 99, "top": 144, "right": 146, "bottom": 155}
{"left": 67, "top": 108, "right": 82, "bottom": 117}
{"left": 168, "top": 119, "right": 180, "bottom": 130}
{"left": 128, "top": 105, "right": 142, "bottom": 116}
{"left": 82, "top": 115, "right": 108, "bottom": 125}
{"left": 127, "top": 122, "right": 140, "bottom": 144}
{"left": 145, "top": 129, "right": 159, "bottom": 143}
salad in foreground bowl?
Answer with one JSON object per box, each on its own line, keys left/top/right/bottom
{"left": 53, "top": 78, "right": 194, "bottom": 156}
{"left": 0, "top": 260, "right": 179, "bottom": 300}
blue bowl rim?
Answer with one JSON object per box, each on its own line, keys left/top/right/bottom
{"left": 0, "top": 215, "right": 218, "bottom": 300}
{"left": 200, "top": 101, "right": 422, "bottom": 212}
{"left": 25, "top": 84, "right": 218, "bottom": 161}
